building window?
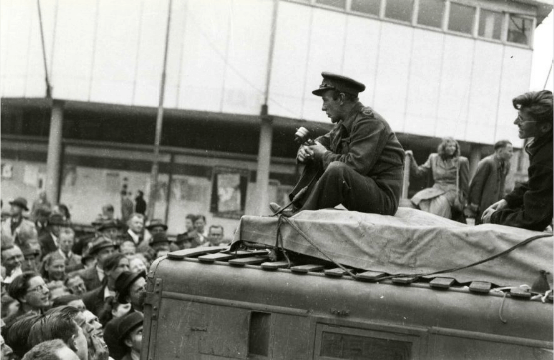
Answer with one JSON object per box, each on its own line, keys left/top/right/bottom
{"left": 385, "top": 0, "right": 413, "bottom": 23}
{"left": 417, "top": 0, "right": 444, "bottom": 28}
{"left": 316, "top": 0, "right": 346, "bottom": 9}
{"left": 478, "top": 9, "right": 503, "bottom": 40}
{"left": 350, "top": 0, "right": 381, "bottom": 16}
{"left": 507, "top": 14, "right": 532, "bottom": 45}
{"left": 448, "top": 2, "right": 475, "bottom": 34}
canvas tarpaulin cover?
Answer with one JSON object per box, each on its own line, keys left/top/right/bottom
{"left": 233, "top": 208, "right": 553, "bottom": 287}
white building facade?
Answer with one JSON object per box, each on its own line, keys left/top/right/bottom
{"left": 1, "top": 0, "right": 551, "bottom": 236}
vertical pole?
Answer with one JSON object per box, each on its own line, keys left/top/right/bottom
{"left": 147, "top": 0, "right": 173, "bottom": 220}
{"left": 256, "top": 117, "right": 273, "bottom": 215}
{"left": 254, "top": 0, "right": 279, "bottom": 215}
{"left": 46, "top": 100, "right": 64, "bottom": 204}
{"left": 401, "top": 153, "right": 411, "bottom": 199}
{"left": 163, "top": 153, "right": 174, "bottom": 225}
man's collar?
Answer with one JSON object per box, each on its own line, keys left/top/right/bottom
{"left": 130, "top": 350, "right": 140, "bottom": 360}
{"left": 103, "top": 286, "right": 115, "bottom": 301}
{"left": 339, "top": 102, "right": 364, "bottom": 134}
{"left": 128, "top": 229, "right": 140, "bottom": 242}
{"left": 526, "top": 131, "right": 553, "bottom": 156}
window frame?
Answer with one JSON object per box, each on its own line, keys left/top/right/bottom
{"left": 477, "top": 7, "right": 505, "bottom": 42}
{"left": 282, "top": 0, "right": 535, "bottom": 49}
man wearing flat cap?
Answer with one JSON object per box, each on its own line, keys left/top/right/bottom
{"left": 272, "top": 72, "right": 404, "bottom": 216}
{"left": 1, "top": 197, "right": 34, "bottom": 245}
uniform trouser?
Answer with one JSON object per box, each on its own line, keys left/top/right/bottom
{"left": 290, "top": 161, "right": 397, "bottom": 215}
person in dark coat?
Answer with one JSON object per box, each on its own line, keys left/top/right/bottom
{"left": 81, "top": 253, "right": 130, "bottom": 325}
{"left": 70, "top": 237, "right": 115, "bottom": 292}
{"left": 468, "top": 140, "right": 513, "bottom": 225}
{"left": 38, "top": 213, "right": 68, "bottom": 258}
{"left": 482, "top": 90, "right": 553, "bottom": 231}
{"left": 271, "top": 72, "right": 405, "bottom": 216}
{"left": 134, "top": 191, "right": 146, "bottom": 216}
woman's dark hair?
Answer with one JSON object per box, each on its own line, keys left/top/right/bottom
{"left": 185, "top": 214, "right": 197, "bottom": 223}
{"left": 104, "top": 253, "right": 127, "bottom": 272}
{"left": 28, "top": 306, "right": 81, "bottom": 348}
{"left": 8, "top": 272, "right": 40, "bottom": 302}
{"left": 56, "top": 203, "right": 71, "bottom": 220}
{"left": 5, "top": 314, "right": 41, "bottom": 358}
{"left": 512, "top": 90, "right": 553, "bottom": 124}
{"left": 437, "top": 137, "right": 461, "bottom": 159}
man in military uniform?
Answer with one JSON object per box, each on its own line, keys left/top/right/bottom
{"left": 271, "top": 72, "right": 405, "bottom": 216}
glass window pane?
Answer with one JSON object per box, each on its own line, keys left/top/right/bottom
{"left": 316, "top": 0, "right": 346, "bottom": 9}
{"left": 351, "top": 0, "right": 380, "bottom": 16}
{"left": 417, "top": 0, "right": 444, "bottom": 28}
{"left": 385, "top": 0, "right": 413, "bottom": 23}
{"left": 448, "top": 2, "right": 475, "bottom": 34}
{"left": 479, "top": 9, "right": 503, "bottom": 39}
{"left": 507, "top": 15, "right": 532, "bottom": 45}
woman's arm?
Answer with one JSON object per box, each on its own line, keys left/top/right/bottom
{"left": 407, "top": 152, "right": 432, "bottom": 178}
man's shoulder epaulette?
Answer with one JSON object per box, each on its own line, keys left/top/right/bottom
{"left": 360, "top": 106, "right": 374, "bottom": 117}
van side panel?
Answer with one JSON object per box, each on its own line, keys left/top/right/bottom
{"left": 428, "top": 335, "right": 554, "bottom": 360}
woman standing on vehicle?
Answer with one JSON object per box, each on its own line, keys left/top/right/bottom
{"left": 406, "top": 137, "right": 469, "bottom": 222}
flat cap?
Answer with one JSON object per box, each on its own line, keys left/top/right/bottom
{"left": 312, "top": 72, "right": 365, "bottom": 97}
{"left": 115, "top": 270, "right": 146, "bottom": 303}
{"left": 88, "top": 237, "right": 115, "bottom": 255}
{"left": 9, "top": 197, "right": 28, "bottom": 211}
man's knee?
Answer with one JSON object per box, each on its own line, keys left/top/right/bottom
{"left": 325, "top": 161, "right": 349, "bottom": 178}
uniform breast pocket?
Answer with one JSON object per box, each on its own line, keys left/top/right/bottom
{"left": 340, "top": 137, "right": 352, "bottom": 153}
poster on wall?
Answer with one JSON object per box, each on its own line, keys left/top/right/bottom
{"left": 1, "top": 163, "right": 13, "bottom": 179}
{"left": 210, "top": 167, "right": 249, "bottom": 219}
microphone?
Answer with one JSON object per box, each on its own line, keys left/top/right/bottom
{"left": 294, "top": 127, "right": 315, "bottom": 145}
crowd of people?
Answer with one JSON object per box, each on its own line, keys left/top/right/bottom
{"left": 0, "top": 197, "right": 229, "bottom": 360}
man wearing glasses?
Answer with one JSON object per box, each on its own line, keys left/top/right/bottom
{"left": 482, "top": 90, "right": 553, "bottom": 231}
{"left": 4, "top": 272, "right": 50, "bottom": 328}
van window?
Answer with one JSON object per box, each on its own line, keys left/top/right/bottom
{"left": 320, "top": 331, "right": 412, "bottom": 359}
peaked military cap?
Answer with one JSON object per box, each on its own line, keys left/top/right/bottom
{"left": 312, "top": 72, "right": 366, "bottom": 96}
